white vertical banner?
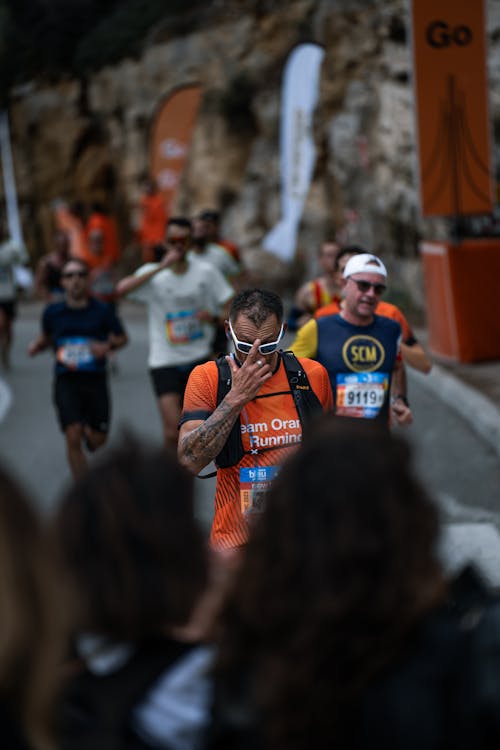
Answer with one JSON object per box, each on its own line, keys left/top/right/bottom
{"left": 0, "top": 110, "right": 23, "bottom": 244}
{"left": 263, "top": 43, "right": 325, "bottom": 262}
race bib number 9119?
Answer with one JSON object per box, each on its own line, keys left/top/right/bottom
{"left": 336, "top": 372, "right": 388, "bottom": 418}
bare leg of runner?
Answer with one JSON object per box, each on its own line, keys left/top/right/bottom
{"left": 64, "top": 423, "right": 87, "bottom": 478}
{"left": 82, "top": 424, "right": 107, "bottom": 453}
{"left": 157, "top": 392, "right": 182, "bottom": 452}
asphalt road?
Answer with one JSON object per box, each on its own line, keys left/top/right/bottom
{"left": 1, "top": 300, "right": 500, "bottom": 585}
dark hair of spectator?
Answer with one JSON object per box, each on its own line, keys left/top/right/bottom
{"left": 0, "top": 464, "right": 61, "bottom": 750}
{"left": 167, "top": 216, "right": 192, "bottom": 231}
{"left": 53, "top": 437, "right": 208, "bottom": 642}
{"left": 229, "top": 289, "right": 283, "bottom": 327}
{"left": 62, "top": 257, "right": 90, "bottom": 275}
{"left": 216, "top": 417, "right": 445, "bottom": 750}
{"left": 334, "top": 244, "right": 365, "bottom": 271}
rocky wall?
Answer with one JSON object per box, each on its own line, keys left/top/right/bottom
{"left": 5, "top": 0, "right": 500, "bottom": 314}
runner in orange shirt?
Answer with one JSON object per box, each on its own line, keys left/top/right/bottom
{"left": 178, "top": 289, "right": 332, "bottom": 550}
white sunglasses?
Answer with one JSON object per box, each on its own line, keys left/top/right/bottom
{"left": 228, "top": 319, "right": 284, "bottom": 355}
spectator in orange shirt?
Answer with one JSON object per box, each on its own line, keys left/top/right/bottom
{"left": 137, "top": 178, "right": 168, "bottom": 263}
{"left": 85, "top": 203, "right": 120, "bottom": 268}
{"left": 84, "top": 203, "right": 121, "bottom": 305}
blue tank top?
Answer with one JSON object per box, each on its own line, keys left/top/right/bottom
{"left": 316, "top": 314, "right": 401, "bottom": 421}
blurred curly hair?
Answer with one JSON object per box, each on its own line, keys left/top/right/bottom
{"left": 53, "top": 435, "right": 208, "bottom": 641}
{"left": 0, "top": 465, "right": 62, "bottom": 750}
{"left": 216, "top": 417, "right": 446, "bottom": 750}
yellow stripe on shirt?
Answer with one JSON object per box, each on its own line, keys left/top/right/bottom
{"left": 290, "top": 318, "right": 318, "bottom": 359}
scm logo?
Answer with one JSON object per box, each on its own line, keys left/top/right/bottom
{"left": 342, "top": 335, "right": 385, "bottom": 373}
{"left": 426, "top": 20, "right": 473, "bottom": 49}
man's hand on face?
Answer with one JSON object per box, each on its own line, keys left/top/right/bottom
{"left": 159, "top": 245, "right": 183, "bottom": 268}
{"left": 225, "top": 340, "right": 273, "bottom": 408}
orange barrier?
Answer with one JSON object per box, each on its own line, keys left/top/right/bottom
{"left": 420, "top": 239, "right": 500, "bottom": 362}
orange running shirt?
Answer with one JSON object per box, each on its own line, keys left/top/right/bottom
{"left": 85, "top": 213, "right": 121, "bottom": 269}
{"left": 315, "top": 299, "right": 414, "bottom": 343}
{"left": 181, "top": 357, "right": 333, "bottom": 549}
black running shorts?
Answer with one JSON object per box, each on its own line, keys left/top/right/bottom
{"left": 149, "top": 359, "right": 208, "bottom": 398}
{"left": 53, "top": 372, "right": 110, "bottom": 433}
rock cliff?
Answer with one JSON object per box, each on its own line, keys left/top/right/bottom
{"left": 6, "top": 0, "right": 500, "bottom": 311}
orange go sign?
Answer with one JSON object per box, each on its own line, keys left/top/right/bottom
{"left": 411, "top": 0, "right": 493, "bottom": 216}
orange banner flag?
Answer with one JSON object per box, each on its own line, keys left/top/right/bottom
{"left": 411, "top": 0, "right": 493, "bottom": 216}
{"left": 149, "top": 85, "right": 202, "bottom": 214}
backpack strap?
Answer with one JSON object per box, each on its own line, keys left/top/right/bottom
{"left": 213, "top": 356, "right": 245, "bottom": 470}
{"left": 280, "top": 350, "right": 323, "bottom": 430}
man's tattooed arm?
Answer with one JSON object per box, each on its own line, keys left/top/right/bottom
{"left": 178, "top": 397, "right": 243, "bottom": 475}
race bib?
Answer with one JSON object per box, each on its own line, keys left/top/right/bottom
{"left": 239, "top": 466, "right": 280, "bottom": 517}
{"left": 336, "top": 372, "right": 388, "bottom": 418}
{"left": 56, "top": 337, "right": 96, "bottom": 371}
{"left": 165, "top": 310, "right": 203, "bottom": 344}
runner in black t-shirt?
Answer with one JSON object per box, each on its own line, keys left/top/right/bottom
{"left": 28, "top": 258, "right": 128, "bottom": 477}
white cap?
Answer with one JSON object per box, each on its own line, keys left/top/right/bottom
{"left": 343, "top": 253, "right": 387, "bottom": 279}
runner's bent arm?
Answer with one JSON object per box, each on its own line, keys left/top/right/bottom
{"left": 115, "top": 265, "right": 159, "bottom": 297}
{"left": 27, "top": 332, "right": 51, "bottom": 356}
{"left": 401, "top": 341, "right": 432, "bottom": 374}
{"left": 178, "top": 342, "right": 273, "bottom": 475}
{"left": 391, "top": 357, "right": 408, "bottom": 404}
{"left": 109, "top": 331, "right": 128, "bottom": 350}
{"left": 90, "top": 331, "right": 128, "bottom": 359}
{"left": 115, "top": 247, "right": 181, "bottom": 297}
{"left": 179, "top": 401, "right": 244, "bottom": 476}
{"left": 391, "top": 358, "right": 413, "bottom": 426}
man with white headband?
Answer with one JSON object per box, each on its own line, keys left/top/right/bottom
{"left": 292, "top": 253, "right": 412, "bottom": 426}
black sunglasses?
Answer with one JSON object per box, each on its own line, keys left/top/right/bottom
{"left": 62, "top": 271, "right": 88, "bottom": 279}
{"left": 350, "top": 278, "right": 386, "bottom": 295}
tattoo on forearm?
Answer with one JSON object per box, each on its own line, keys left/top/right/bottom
{"left": 181, "top": 400, "right": 239, "bottom": 466}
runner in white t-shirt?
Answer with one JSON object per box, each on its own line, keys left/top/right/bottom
{"left": 116, "top": 217, "right": 234, "bottom": 450}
